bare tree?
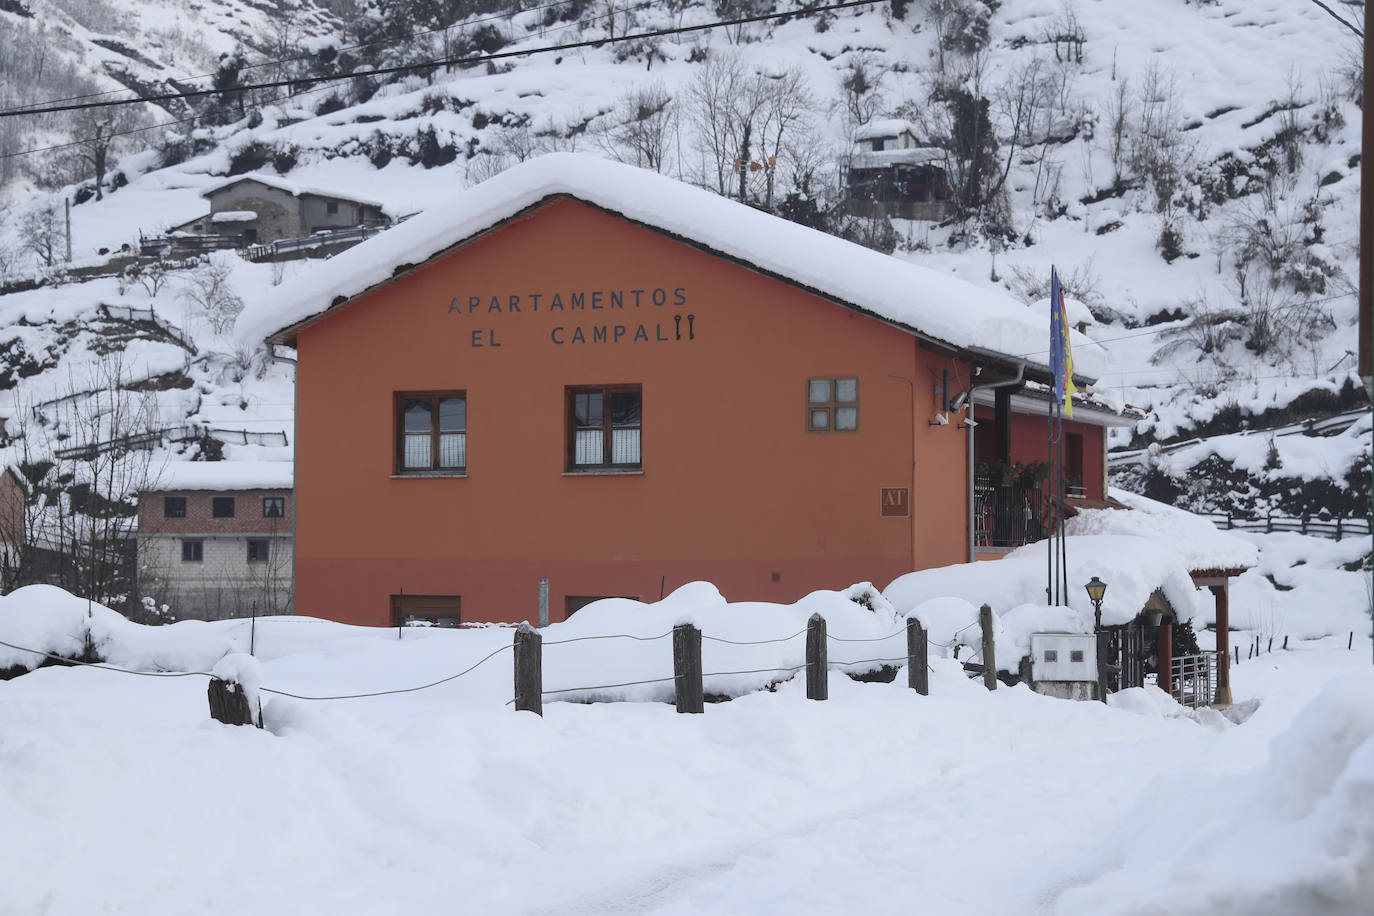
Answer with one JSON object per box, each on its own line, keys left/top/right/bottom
{"left": 70, "top": 106, "right": 135, "bottom": 201}
{"left": 754, "top": 68, "right": 815, "bottom": 209}
{"left": 602, "top": 83, "right": 677, "bottom": 173}
{"left": 21, "top": 201, "right": 63, "bottom": 268}
{"left": 688, "top": 54, "right": 813, "bottom": 206}
{"left": 20, "top": 355, "right": 164, "bottom": 608}
{"left": 688, "top": 53, "right": 754, "bottom": 196}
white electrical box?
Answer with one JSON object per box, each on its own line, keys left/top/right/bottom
{"left": 1030, "top": 633, "right": 1097, "bottom": 682}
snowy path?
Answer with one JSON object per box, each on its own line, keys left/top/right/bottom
{"left": 540, "top": 727, "right": 1183, "bottom": 915}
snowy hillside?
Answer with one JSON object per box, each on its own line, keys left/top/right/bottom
{"left": 0, "top": 0, "right": 1367, "bottom": 612}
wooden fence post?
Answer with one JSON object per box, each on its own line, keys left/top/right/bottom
{"left": 513, "top": 622, "right": 542, "bottom": 716}
{"left": 207, "top": 678, "right": 255, "bottom": 726}
{"left": 673, "top": 623, "right": 704, "bottom": 714}
{"left": 979, "top": 604, "right": 997, "bottom": 691}
{"left": 906, "top": 618, "right": 928, "bottom": 696}
{"left": 806, "top": 613, "right": 827, "bottom": 701}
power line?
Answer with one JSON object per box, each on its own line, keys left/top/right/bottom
{"left": 1306, "top": 0, "right": 1363, "bottom": 38}
{"left": 0, "top": 0, "right": 647, "bottom": 117}
{"left": 0, "top": 0, "right": 883, "bottom": 120}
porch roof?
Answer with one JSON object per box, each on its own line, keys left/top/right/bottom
{"left": 1064, "top": 489, "right": 1259, "bottom": 575}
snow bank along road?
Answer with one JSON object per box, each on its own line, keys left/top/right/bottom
{"left": 1, "top": 633, "right": 1370, "bottom": 915}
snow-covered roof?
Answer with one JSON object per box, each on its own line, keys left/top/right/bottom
{"left": 855, "top": 119, "right": 917, "bottom": 141}
{"left": 236, "top": 154, "right": 1104, "bottom": 382}
{"left": 850, "top": 148, "right": 946, "bottom": 169}
{"left": 147, "top": 461, "right": 293, "bottom": 492}
{"left": 210, "top": 210, "right": 257, "bottom": 223}
{"left": 1066, "top": 489, "right": 1259, "bottom": 574}
{"left": 202, "top": 173, "right": 387, "bottom": 210}
{"left": 884, "top": 533, "right": 1205, "bottom": 629}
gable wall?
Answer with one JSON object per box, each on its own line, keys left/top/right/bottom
{"left": 293, "top": 197, "right": 972, "bottom": 624}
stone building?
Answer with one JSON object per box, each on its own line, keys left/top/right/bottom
{"left": 173, "top": 175, "right": 388, "bottom": 245}
{"left": 136, "top": 462, "right": 293, "bottom": 620}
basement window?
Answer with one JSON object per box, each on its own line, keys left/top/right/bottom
{"left": 181, "top": 539, "right": 203, "bottom": 562}
{"left": 391, "top": 594, "right": 461, "bottom": 626}
{"left": 396, "top": 392, "right": 466, "bottom": 475}
{"left": 247, "top": 539, "right": 270, "bottom": 563}
{"left": 807, "top": 377, "right": 859, "bottom": 432}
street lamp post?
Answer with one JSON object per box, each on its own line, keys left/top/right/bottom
{"left": 1085, "top": 575, "right": 1109, "bottom": 703}
{"left": 1085, "top": 575, "right": 1107, "bottom": 631}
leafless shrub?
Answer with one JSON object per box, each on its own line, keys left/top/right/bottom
{"left": 181, "top": 254, "right": 244, "bottom": 335}
{"left": 1007, "top": 258, "right": 1101, "bottom": 307}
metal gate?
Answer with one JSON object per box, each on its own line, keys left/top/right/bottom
{"left": 1120, "top": 624, "right": 1145, "bottom": 690}
{"left": 1170, "top": 653, "right": 1215, "bottom": 709}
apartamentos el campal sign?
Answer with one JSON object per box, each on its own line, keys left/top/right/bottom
{"left": 447, "top": 286, "right": 696, "bottom": 348}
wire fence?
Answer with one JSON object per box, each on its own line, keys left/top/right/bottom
{"left": 0, "top": 613, "right": 976, "bottom": 716}
{"left": 7, "top": 610, "right": 1364, "bottom": 722}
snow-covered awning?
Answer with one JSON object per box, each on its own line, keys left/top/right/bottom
{"left": 884, "top": 533, "right": 1207, "bottom": 629}
{"left": 211, "top": 210, "right": 257, "bottom": 223}
{"left": 1065, "top": 489, "right": 1259, "bottom": 575}
{"left": 235, "top": 154, "right": 1104, "bottom": 383}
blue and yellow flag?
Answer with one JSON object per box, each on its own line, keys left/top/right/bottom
{"left": 1049, "top": 267, "right": 1077, "bottom": 418}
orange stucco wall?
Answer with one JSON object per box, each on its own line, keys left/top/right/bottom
{"left": 292, "top": 197, "right": 973, "bottom": 624}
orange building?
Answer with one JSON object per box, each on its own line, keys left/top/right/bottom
{"left": 241, "top": 154, "right": 1126, "bottom": 626}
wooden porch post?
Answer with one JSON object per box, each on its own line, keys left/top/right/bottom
{"left": 1157, "top": 620, "right": 1173, "bottom": 698}
{"left": 1211, "top": 584, "right": 1232, "bottom": 705}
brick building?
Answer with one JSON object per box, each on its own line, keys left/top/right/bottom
{"left": 237, "top": 153, "right": 1123, "bottom": 627}
{"left": 136, "top": 463, "right": 293, "bottom": 619}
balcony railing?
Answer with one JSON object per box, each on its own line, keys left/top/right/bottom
{"left": 974, "top": 477, "right": 1050, "bottom": 549}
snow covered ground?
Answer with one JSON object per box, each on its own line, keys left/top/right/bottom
{"left": 1, "top": 529, "right": 1369, "bottom": 915}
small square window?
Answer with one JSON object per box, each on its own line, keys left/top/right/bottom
{"left": 263, "top": 497, "right": 285, "bottom": 518}
{"left": 326, "top": 200, "right": 339, "bottom": 215}
{"left": 181, "top": 539, "right": 203, "bottom": 562}
{"left": 212, "top": 497, "right": 235, "bottom": 518}
{"left": 806, "top": 377, "right": 859, "bottom": 432}
{"left": 247, "top": 538, "right": 270, "bottom": 562}
{"left": 1070, "top": 649, "right": 1085, "bottom": 663}
{"left": 1043, "top": 649, "right": 1059, "bottom": 663}
{"left": 164, "top": 496, "right": 186, "bottom": 518}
